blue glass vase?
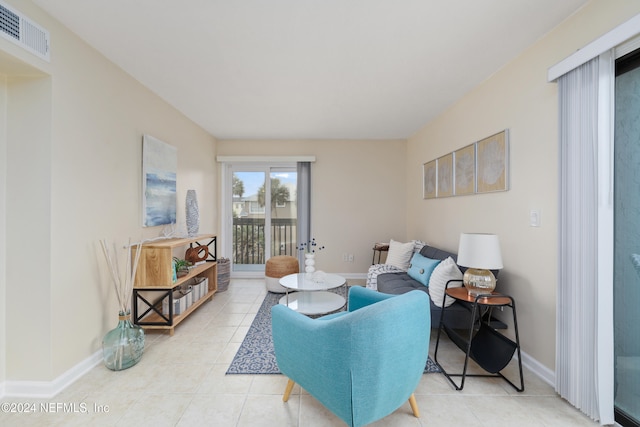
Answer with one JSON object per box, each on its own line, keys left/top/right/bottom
{"left": 102, "top": 311, "right": 145, "bottom": 371}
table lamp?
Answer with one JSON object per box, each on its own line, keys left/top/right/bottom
{"left": 457, "top": 233, "right": 503, "bottom": 296}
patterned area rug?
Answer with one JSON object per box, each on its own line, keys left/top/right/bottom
{"left": 226, "top": 287, "right": 441, "bottom": 374}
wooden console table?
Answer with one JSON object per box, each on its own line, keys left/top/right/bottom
{"left": 132, "top": 234, "right": 217, "bottom": 336}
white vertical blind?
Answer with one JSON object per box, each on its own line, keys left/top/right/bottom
{"left": 556, "top": 55, "right": 614, "bottom": 424}
{"left": 595, "top": 50, "right": 615, "bottom": 426}
{"left": 550, "top": 15, "right": 640, "bottom": 426}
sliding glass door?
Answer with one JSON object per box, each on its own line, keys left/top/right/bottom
{"left": 226, "top": 164, "right": 298, "bottom": 275}
{"left": 613, "top": 49, "right": 640, "bottom": 427}
{"left": 232, "top": 170, "right": 266, "bottom": 271}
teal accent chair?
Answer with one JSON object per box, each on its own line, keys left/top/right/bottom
{"left": 271, "top": 286, "right": 431, "bottom": 427}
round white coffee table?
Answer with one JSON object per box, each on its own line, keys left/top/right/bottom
{"left": 279, "top": 272, "right": 346, "bottom": 315}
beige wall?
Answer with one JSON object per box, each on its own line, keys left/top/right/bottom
{"left": 407, "top": 0, "right": 640, "bottom": 371}
{"left": 0, "top": 0, "right": 217, "bottom": 383}
{"left": 6, "top": 73, "right": 53, "bottom": 381}
{"left": 216, "top": 139, "right": 407, "bottom": 274}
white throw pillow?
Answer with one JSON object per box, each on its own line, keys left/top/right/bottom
{"left": 385, "top": 239, "right": 415, "bottom": 270}
{"left": 428, "top": 257, "right": 463, "bottom": 307}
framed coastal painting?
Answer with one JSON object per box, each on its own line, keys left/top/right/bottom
{"left": 476, "top": 130, "right": 509, "bottom": 193}
{"left": 437, "top": 153, "right": 453, "bottom": 197}
{"left": 142, "top": 134, "right": 177, "bottom": 227}
{"left": 454, "top": 144, "right": 476, "bottom": 196}
{"left": 423, "top": 160, "right": 437, "bottom": 199}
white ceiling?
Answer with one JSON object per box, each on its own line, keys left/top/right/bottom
{"left": 33, "top": 0, "right": 588, "bottom": 140}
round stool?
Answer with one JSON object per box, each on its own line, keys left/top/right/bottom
{"left": 265, "top": 255, "right": 299, "bottom": 293}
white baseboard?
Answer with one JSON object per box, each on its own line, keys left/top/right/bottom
{"left": 0, "top": 350, "right": 102, "bottom": 399}
{"left": 518, "top": 348, "right": 555, "bottom": 388}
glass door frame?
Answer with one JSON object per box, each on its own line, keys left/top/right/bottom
{"left": 613, "top": 46, "right": 640, "bottom": 427}
{"left": 221, "top": 161, "right": 296, "bottom": 278}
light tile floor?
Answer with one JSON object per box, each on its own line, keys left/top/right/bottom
{"left": 1, "top": 278, "right": 599, "bottom": 426}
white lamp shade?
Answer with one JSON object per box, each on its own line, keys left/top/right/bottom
{"left": 457, "top": 233, "right": 503, "bottom": 270}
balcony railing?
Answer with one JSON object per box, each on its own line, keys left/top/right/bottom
{"left": 233, "top": 217, "right": 297, "bottom": 265}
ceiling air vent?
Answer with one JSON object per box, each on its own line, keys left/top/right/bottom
{"left": 0, "top": 1, "right": 50, "bottom": 62}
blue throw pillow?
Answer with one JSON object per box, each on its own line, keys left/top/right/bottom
{"left": 407, "top": 253, "right": 441, "bottom": 286}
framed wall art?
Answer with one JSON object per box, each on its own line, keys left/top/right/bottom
{"left": 454, "top": 143, "right": 476, "bottom": 195}
{"left": 421, "top": 128, "right": 509, "bottom": 202}
{"left": 437, "top": 153, "right": 453, "bottom": 197}
{"left": 422, "top": 159, "right": 437, "bottom": 199}
{"left": 476, "top": 130, "right": 509, "bottom": 193}
{"left": 142, "top": 134, "right": 177, "bottom": 227}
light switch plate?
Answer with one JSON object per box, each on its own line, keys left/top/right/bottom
{"left": 530, "top": 209, "right": 541, "bottom": 227}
